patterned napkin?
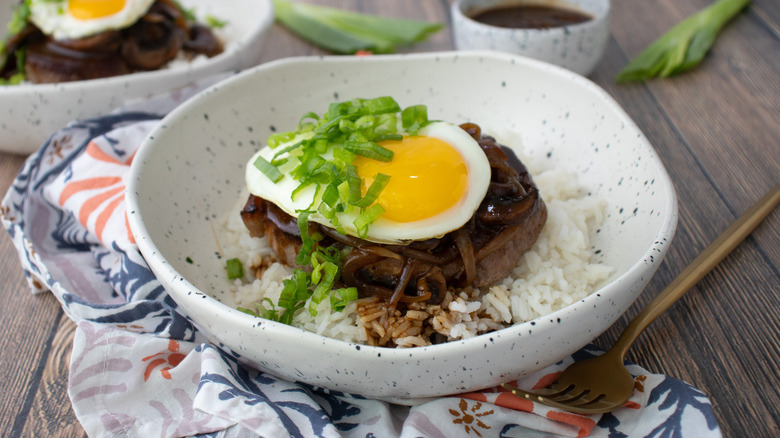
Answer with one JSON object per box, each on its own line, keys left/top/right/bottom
{"left": 1, "top": 78, "right": 721, "bottom": 438}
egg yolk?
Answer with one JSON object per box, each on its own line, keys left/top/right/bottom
{"left": 68, "top": 0, "right": 126, "bottom": 20}
{"left": 355, "top": 136, "right": 468, "bottom": 223}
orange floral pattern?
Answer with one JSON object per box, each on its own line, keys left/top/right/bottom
{"left": 52, "top": 140, "right": 136, "bottom": 248}
{"left": 142, "top": 340, "right": 187, "bottom": 381}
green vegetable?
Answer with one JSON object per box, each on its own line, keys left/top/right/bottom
{"left": 351, "top": 173, "right": 391, "bottom": 208}
{"left": 172, "top": 0, "right": 197, "bottom": 22}
{"left": 353, "top": 204, "right": 385, "bottom": 238}
{"left": 0, "top": 0, "right": 31, "bottom": 76}
{"left": 225, "top": 258, "right": 244, "bottom": 279}
{"left": 272, "top": 0, "right": 443, "bottom": 54}
{"left": 617, "top": 0, "right": 751, "bottom": 82}
{"left": 253, "top": 155, "right": 283, "bottom": 183}
{"left": 330, "top": 287, "right": 358, "bottom": 312}
{"left": 0, "top": 48, "right": 27, "bottom": 85}
{"left": 205, "top": 15, "right": 227, "bottom": 29}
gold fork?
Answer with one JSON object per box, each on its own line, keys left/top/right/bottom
{"left": 502, "top": 183, "right": 780, "bottom": 414}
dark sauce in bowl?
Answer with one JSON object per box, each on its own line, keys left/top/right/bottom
{"left": 469, "top": 4, "right": 592, "bottom": 29}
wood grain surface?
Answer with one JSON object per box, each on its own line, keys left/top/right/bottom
{"left": 0, "top": 0, "right": 777, "bottom": 436}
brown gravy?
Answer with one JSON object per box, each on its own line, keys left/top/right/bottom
{"left": 469, "top": 4, "right": 592, "bottom": 29}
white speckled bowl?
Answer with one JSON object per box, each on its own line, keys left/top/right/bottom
{"left": 451, "top": 0, "right": 610, "bottom": 76}
{"left": 0, "top": 0, "right": 273, "bottom": 155}
{"left": 126, "top": 52, "right": 677, "bottom": 403}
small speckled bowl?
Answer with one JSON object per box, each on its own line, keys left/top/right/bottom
{"left": 451, "top": 0, "right": 610, "bottom": 76}
{"left": 126, "top": 51, "right": 677, "bottom": 404}
{"left": 0, "top": 0, "right": 273, "bottom": 155}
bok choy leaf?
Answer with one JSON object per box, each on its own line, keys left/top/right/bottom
{"left": 273, "top": 0, "right": 443, "bottom": 54}
{"left": 617, "top": 0, "right": 750, "bottom": 82}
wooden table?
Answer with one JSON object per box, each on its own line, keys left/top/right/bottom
{"left": 1, "top": 1, "right": 777, "bottom": 436}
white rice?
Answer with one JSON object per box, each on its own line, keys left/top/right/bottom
{"left": 218, "top": 152, "right": 613, "bottom": 346}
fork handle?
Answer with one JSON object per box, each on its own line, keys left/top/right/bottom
{"left": 613, "top": 183, "right": 780, "bottom": 359}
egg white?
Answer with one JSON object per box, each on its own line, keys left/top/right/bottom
{"left": 29, "top": 0, "right": 156, "bottom": 40}
{"left": 246, "top": 121, "right": 491, "bottom": 244}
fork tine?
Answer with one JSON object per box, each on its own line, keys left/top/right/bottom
{"left": 544, "top": 384, "right": 575, "bottom": 398}
{"left": 500, "top": 382, "right": 554, "bottom": 403}
{"left": 501, "top": 383, "right": 612, "bottom": 415}
{"left": 551, "top": 387, "right": 591, "bottom": 403}
{"left": 501, "top": 383, "right": 609, "bottom": 414}
{"left": 570, "top": 393, "right": 606, "bottom": 407}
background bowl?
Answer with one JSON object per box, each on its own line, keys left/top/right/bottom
{"left": 0, "top": 0, "right": 273, "bottom": 155}
{"left": 451, "top": 0, "right": 610, "bottom": 76}
{"left": 127, "top": 51, "right": 677, "bottom": 403}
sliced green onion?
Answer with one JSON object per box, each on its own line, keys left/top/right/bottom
{"left": 366, "top": 96, "right": 402, "bottom": 114}
{"left": 237, "top": 306, "right": 259, "bottom": 317}
{"left": 402, "top": 104, "right": 430, "bottom": 134}
{"left": 296, "top": 210, "right": 315, "bottom": 265}
{"left": 268, "top": 132, "right": 297, "bottom": 148}
{"left": 322, "top": 183, "right": 340, "bottom": 207}
{"left": 253, "top": 155, "right": 283, "bottom": 183}
{"left": 352, "top": 173, "right": 390, "bottom": 208}
{"left": 278, "top": 270, "right": 310, "bottom": 309}
{"left": 1, "top": 0, "right": 31, "bottom": 76}
{"left": 205, "top": 15, "right": 227, "bottom": 29}
{"left": 353, "top": 204, "right": 385, "bottom": 238}
{"left": 272, "top": 141, "right": 303, "bottom": 160}
{"left": 226, "top": 258, "right": 244, "bottom": 279}
{"left": 309, "top": 261, "right": 340, "bottom": 316}
{"left": 344, "top": 141, "right": 394, "bottom": 162}
{"left": 330, "top": 287, "right": 358, "bottom": 311}
{"left": 290, "top": 180, "right": 311, "bottom": 201}
{"left": 345, "top": 165, "right": 363, "bottom": 204}
{"left": 373, "top": 133, "right": 403, "bottom": 142}
{"left": 172, "top": 0, "right": 197, "bottom": 22}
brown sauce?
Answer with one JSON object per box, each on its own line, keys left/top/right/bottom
{"left": 469, "top": 4, "right": 592, "bottom": 29}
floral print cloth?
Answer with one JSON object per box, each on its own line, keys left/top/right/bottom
{"left": 1, "top": 78, "right": 721, "bottom": 438}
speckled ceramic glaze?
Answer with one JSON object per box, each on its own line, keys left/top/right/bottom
{"left": 0, "top": 0, "right": 273, "bottom": 155}
{"left": 451, "top": 0, "right": 610, "bottom": 76}
{"left": 127, "top": 52, "right": 677, "bottom": 403}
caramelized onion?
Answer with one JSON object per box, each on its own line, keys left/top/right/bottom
{"left": 453, "top": 228, "right": 476, "bottom": 285}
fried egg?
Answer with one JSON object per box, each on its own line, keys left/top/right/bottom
{"left": 29, "top": 0, "right": 156, "bottom": 40}
{"left": 246, "top": 121, "right": 491, "bottom": 244}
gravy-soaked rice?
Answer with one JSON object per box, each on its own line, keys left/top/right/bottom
{"left": 220, "top": 158, "right": 613, "bottom": 347}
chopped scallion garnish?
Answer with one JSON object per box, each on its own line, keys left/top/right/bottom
{"left": 354, "top": 204, "right": 385, "bottom": 238}
{"left": 352, "top": 173, "right": 391, "bottom": 208}
{"left": 253, "top": 155, "right": 283, "bottom": 183}
{"left": 226, "top": 258, "right": 244, "bottom": 279}
{"left": 344, "top": 141, "right": 394, "bottom": 162}
{"left": 241, "top": 97, "right": 437, "bottom": 324}
{"left": 331, "top": 287, "right": 358, "bottom": 311}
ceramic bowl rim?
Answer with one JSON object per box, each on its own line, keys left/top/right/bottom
{"left": 451, "top": 0, "right": 611, "bottom": 34}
